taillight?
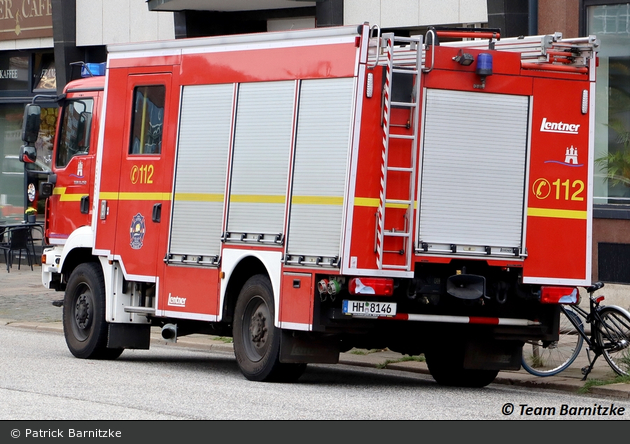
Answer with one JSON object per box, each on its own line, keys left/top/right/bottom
{"left": 595, "top": 295, "right": 605, "bottom": 304}
{"left": 348, "top": 278, "right": 394, "bottom": 296}
{"left": 540, "top": 286, "right": 579, "bottom": 304}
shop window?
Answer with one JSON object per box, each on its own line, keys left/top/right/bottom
{"left": 129, "top": 85, "right": 165, "bottom": 155}
{"left": 588, "top": 3, "right": 630, "bottom": 204}
{"left": 0, "top": 105, "right": 54, "bottom": 223}
{"left": 33, "top": 52, "right": 56, "bottom": 92}
{"left": 0, "top": 56, "right": 28, "bottom": 92}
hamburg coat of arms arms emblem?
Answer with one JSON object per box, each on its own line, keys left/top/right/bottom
{"left": 130, "top": 213, "right": 146, "bottom": 249}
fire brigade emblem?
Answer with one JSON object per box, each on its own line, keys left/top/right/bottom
{"left": 130, "top": 213, "right": 146, "bottom": 249}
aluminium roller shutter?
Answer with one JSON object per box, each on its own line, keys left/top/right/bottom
{"left": 286, "top": 77, "right": 355, "bottom": 259}
{"left": 418, "top": 89, "right": 529, "bottom": 253}
{"left": 227, "top": 81, "right": 295, "bottom": 237}
{"left": 169, "top": 83, "right": 233, "bottom": 258}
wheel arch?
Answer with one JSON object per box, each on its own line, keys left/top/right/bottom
{"left": 57, "top": 226, "right": 98, "bottom": 287}
{"left": 59, "top": 248, "right": 100, "bottom": 290}
{"left": 220, "top": 249, "right": 282, "bottom": 324}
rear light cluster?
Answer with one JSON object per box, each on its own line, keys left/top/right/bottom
{"left": 348, "top": 278, "right": 394, "bottom": 296}
{"left": 540, "top": 286, "right": 580, "bottom": 305}
{"left": 317, "top": 277, "right": 394, "bottom": 296}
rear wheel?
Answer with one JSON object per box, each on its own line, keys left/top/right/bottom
{"left": 233, "top": 274, "right": 306, "bottom": 382}
{"left": 425, "top": 344, "right": 498, "bottom": 388}
{"left": 596, "top": 306, "right": 630, "bottom": 377}
{"left": 521, "top": 307, "right": 583, "bottom": 377}
{"left": 63, "top": 262, "right": 123, "bottom": 360}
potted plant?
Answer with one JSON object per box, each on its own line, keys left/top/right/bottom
{"left": 595, "top": 119, "right": 630, "bottom": 187}
{"left": 595, "top": 85, "right": 630, "bottom": 190}
{"left": 25, "top": 206, "right": 37, "bottom": 223}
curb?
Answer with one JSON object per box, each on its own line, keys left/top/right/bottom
{"left": 3, "top": 319, "right": 629, "bottom": 399}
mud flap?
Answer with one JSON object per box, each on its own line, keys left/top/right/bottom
{"left": 107, "top": 323, "right": 151, "bottom": 349}
{"left": 279, "top": 330, "right": 340, "bottom": 364}
{"left": 463, "top": 339, "right": 522, "bottom": 371}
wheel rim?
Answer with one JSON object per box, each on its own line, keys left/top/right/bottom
{"left": 598, "top": 309, "right": 630, "bottom": 376}
{"left": 521, "top": 309, "right": 583, "bottom": 376}
{"left": 241, "top": 295, "right": 271, "bottom": 362}
{"left": 71, "top": 284, "right": 95, "bottom": 342}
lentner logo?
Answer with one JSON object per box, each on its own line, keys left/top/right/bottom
{"left": 540, "top": 118, "right": 580, "bottom": 134}
{"left": 168, "top": 293, "right": 186, "bottom": 307}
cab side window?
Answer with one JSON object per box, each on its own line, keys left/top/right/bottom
{"left": 56, "top": 99, "right": 94, "bottom": 168}
{"left": 129, "top": 85, "right": 165, "bottom": 155}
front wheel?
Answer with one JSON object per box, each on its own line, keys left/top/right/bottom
{"left": 521, "top": 307, "right": 584, "bottom": 377}
{"left": 596, "top": 306, "right": 630, "bottom": 377}
{"left": 233, "top": 274, "right": 306, "bottom": 382}
{"left": 62, "top": 262, "right": 123, "bottom": 360}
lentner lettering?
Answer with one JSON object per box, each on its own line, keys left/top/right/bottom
{"left": 540, "top": 117, "right": 580, "bottom": 134}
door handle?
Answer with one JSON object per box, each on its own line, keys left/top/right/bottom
{"left": 80, "top": 195, "right": 89, "bottom": 214}
{"left": 152, "top": 203, "right": 162, "bottom": 223}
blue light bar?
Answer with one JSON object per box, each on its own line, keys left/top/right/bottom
{"left": 81, "top": 63, "right": 105, "bottom": 77}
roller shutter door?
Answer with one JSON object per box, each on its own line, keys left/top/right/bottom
{"left": 286, "top": 78, "right": 355, "bottom": 260}
{"left": 418, "top": 89, "right": 529, "bottom": 255}
{"left": 169, "top": 84, "right": 233, "bottom": 260}
{"left": 227, "top": 81, "right": 295, "bottom": 238}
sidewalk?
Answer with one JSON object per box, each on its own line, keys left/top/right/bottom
{"left": 2, "top": 265, "right": 629, "bottom": 399}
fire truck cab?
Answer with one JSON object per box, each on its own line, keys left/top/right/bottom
{"left": 20, "top": 23, "right": 599, "bottom": 387}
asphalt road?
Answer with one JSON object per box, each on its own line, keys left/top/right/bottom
{"left": 2, "top": 325, "right": 630, "bottom": 421}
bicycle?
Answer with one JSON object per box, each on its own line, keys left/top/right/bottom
{"left": 522, "top": 282, "right": 630, "bottom": 380}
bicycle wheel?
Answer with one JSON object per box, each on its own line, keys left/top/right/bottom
{"left": 521, "top": 308, "right": 584, "bottom": 377}
{"left": 595, "top": 306, "right": 630, "bottom": 377}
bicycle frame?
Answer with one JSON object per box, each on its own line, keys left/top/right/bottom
{"left": 560, "top": 292, "right": 628, "bottom": 380}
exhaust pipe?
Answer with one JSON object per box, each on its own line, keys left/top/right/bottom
{"left": 161, "top": 323, "right": 177, "bottom": 343}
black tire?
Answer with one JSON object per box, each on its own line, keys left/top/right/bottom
{"left": 596, "top": 306, "right": 630, "bottom": 377}
{"left": 521, "top": 307, "right": 584, "bottom": 377}
{"left": 63, "top": 262, "right": 123, "bottom": 360}
{"left": 233, "top": 274, "right": 306, "bottom": 382}
{"left": 425, "top": 344, "right": 498, "bottom": 388}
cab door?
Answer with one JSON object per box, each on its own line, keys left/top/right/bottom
{"left": 110, "top": 73, "right": 173, "bottom": 278}
{"left": 47, "top": 93, "right": 99, "bottom": 243}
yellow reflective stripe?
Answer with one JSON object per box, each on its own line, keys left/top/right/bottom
{"left": 171, "top": 195, "right": 346, "bottom": 205}
{"left": 527, "top": 207, "right": 587, "bottom": 220}
{"left": 292, "top": 196, "right": 343, "bottom": 205}
{"left": 230, "top": 194, "right": 286, "bottom": 204}
{"left": 355, "top": 197, "right": 416, "bottom": 209}
{"left": 175, "top": 193, "right": 224, "bottom": 202}
{"left": 99, "top": 192, "right": 118, "bottom": 200}
{"left": 60, "top": 195, "right": 84, "bottom": 202}
{"left": 99, "top": 192, "right": 171, "bottom": 201}
{"left": 53, "top": 187, "right": 83, "bottom": 202}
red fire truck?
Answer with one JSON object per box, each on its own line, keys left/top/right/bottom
{"left": 19, "top": 23, "right": 599, "bottom": 387}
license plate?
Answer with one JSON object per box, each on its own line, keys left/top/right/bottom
{"left": 342, "top": 300, "right": 397, "bottom": 317}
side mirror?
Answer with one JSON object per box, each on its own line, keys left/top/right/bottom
{"left": 39, "top": 174, "right": 56, "bottom": 199}
{"left": 21, "top": 104, "right": 41, "bottom": 144}
{"left": 19, "top": 145, "right": 37, "bottom": 164}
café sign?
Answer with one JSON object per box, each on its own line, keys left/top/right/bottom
{"left": 0, "top": 0, "right": 53, "bottom": 41}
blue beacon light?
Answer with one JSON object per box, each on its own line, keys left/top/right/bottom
{"left": 475, "top": 53, "right": 493, "bottom": 89}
